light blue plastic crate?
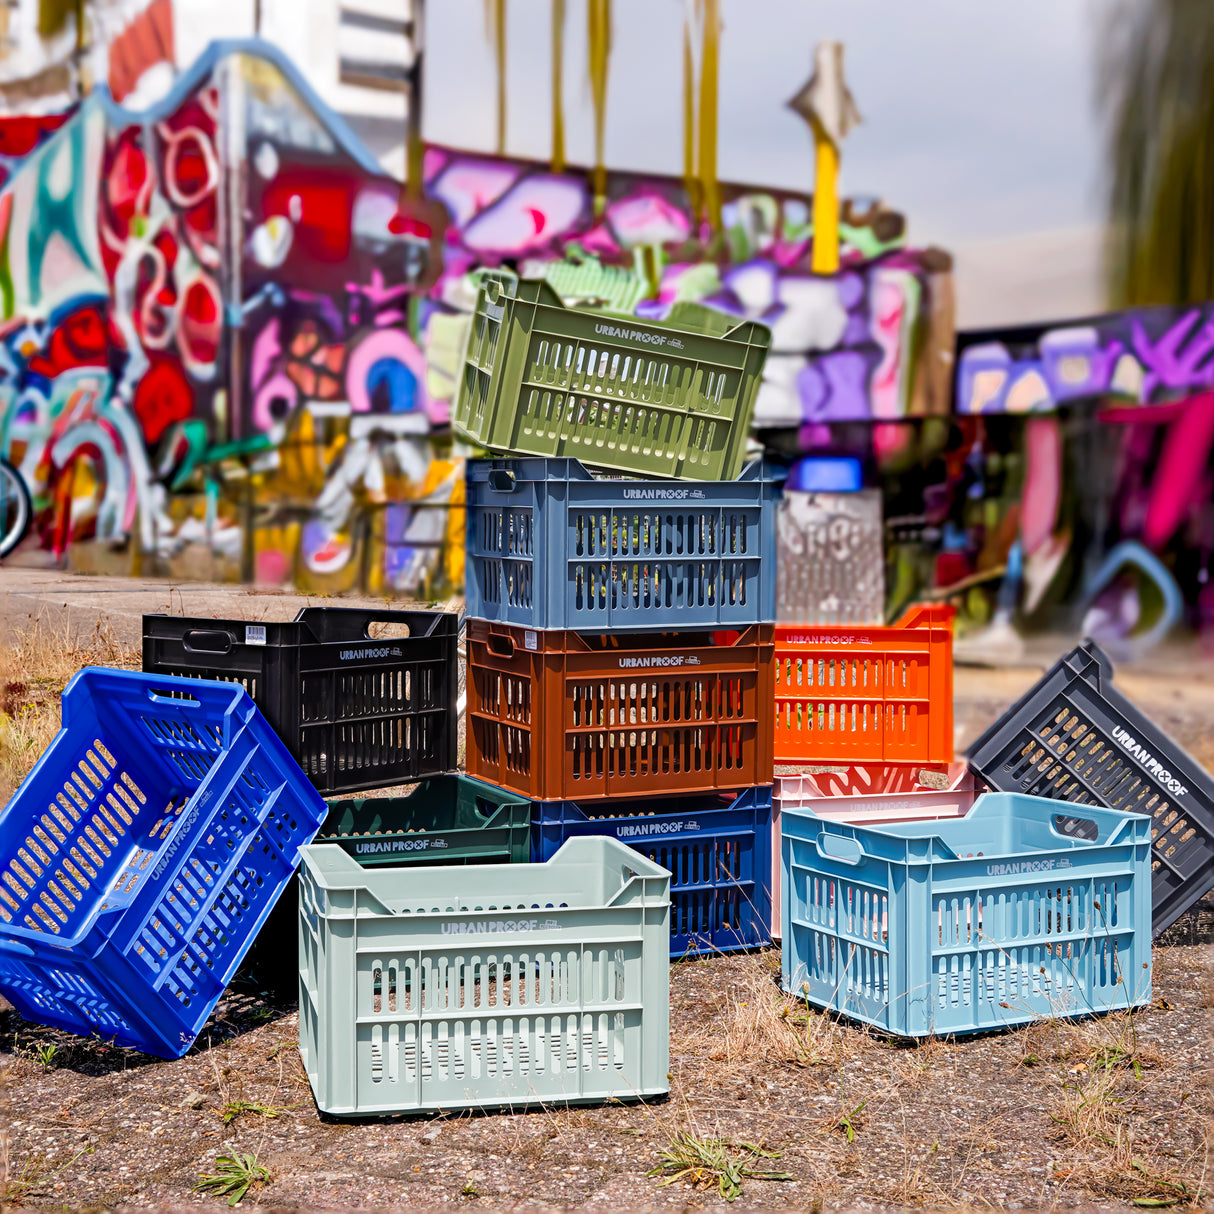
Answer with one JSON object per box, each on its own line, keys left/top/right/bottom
{"left": 0, "top": 668, "right": 327, "bottom": 1058}
{"left": 298, "top": 836, "right": 671, "bottom": 1116}
{"left": 782, "top": 792, "right": 1152, "bottom": 1038}
{"left": 531, "top": 788, "right": 772, "bottom": 957}
{"left": 465, "top": 456, "right": 782, "bottom": 631}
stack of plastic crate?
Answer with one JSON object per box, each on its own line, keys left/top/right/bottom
{"left": 769, "top": 579, "right": 964, "bottom": 936}
{"left": 456, "top": 271, "right": 781, "bottom": 958}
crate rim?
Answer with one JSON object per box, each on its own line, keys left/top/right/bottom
{"left": 300, "top": 832, "right": 672, "bottom": 899}
{"left": 780, "top": 790, "right": 1153, "bottom": 864}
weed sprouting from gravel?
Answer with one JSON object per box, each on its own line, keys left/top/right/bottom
{"left": 648, "top": 1131, "right": 792, "bottom": 1202}
{"left": 679, "top": 949, "right": 841, "bottom": 1073}
{"left": 193, "top": 1152, "right": 270, "bottom": 1207}
{"left": 220, "top": 1100, "right": 282, "bottom": 1126}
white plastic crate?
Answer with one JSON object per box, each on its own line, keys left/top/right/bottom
{"left": 298, "top": 836, "right": 670, "bottom": 1116}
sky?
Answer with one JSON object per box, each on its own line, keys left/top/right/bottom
{"left": 424, "top": 0, "right": 1122, "bottom": 327}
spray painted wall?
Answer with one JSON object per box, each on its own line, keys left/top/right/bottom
{"left": 0, "top": 38, "right": 954, "bottom": 598}
{"left": 0, "top": 42, "right": 461, "bottom": 595}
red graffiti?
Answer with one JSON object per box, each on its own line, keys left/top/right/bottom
{"left": 262, "top": 172, "right": 358, "bottom": 264}
{"left": 133, "top": 355, "right": 193, "bottom": 443}
{"left": 26, "top": 305, "right": 110, "bottom": 378}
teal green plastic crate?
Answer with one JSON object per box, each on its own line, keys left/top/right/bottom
{"left": 298, "top": 836, "right": 671, "bottom": 1116}
{"left": 454, "top": 273, "right": 770, "bottom": 481}
{"left": 322, "top": 776, "right": 532, "bottom": 865}
{"left": 782, "top": 793, "right": 1153, "bottom": 1038}
{"left": 240, "top": 776, "right": 533, "bottom": 994}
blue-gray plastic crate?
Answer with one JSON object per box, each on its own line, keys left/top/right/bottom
{"left": 298, "top": 836, "right": 671, "bottom": 1116}
{"left": 782, "top": 792, "right": 1153, "bottom": 1039}
{"left": 465, "top": 457, "right": 782, "bottom": 632}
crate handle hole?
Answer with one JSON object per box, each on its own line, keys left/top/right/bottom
{"left": 184, "top": 630, "right": 234, "bottom": 654}
{"left": 487, "top": 634, "right": 516, "bottom": 658}
{"left": 815, "top": 832, "right": 864, "bottom": 866}
{"left": 1052, "top": 814, "right": 1099, "bottom": 842}
{"left": 487, "top": 469, "right": 517, "bottom": 493}
{"left": 148, "top": 688, "right": 201, "bottom": 707}
{"left": 367, "top": 621, "right": 412, "bottom": 640}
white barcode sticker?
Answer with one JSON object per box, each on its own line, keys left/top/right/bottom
{"left": 524, "top": 629, "right": 538, "bottom": 651}
{"left": 245, "top": 625, "right": 267, "bottom": 646}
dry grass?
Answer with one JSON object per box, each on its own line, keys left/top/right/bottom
{"left": 678, "top": 950, "right": 843, "bottom": 1071}
{"left": 1040, "top": 1008, "right": 1210, "bottom": 1206}
{"left": 0, "top": 614, "right": 139, "bottom": 802}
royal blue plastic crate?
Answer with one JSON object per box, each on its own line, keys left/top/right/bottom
{"left": 465, "top": 457, "right": 782, "bottom": 632}
{"left": 782, "top": 792, "right": 1153, "bottom": 1039}
{"left": 0, "top": 668, "right": 327, "bottom": 1058}
{"left": 531, "top": 787, "right": 772, "bottom": 956}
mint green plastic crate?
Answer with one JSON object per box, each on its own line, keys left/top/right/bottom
{"left": 454, "top": 273, "right": 770, "bottom": 481}
{"left": 298, "top": 836, "right": 671, "bottom": 1116}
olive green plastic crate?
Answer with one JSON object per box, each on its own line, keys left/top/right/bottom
{"left": 298, "top": 836, "right": 671, "bottom": 1116}
{"left": 454, "top": 273, "right": 770, "bottom": 481}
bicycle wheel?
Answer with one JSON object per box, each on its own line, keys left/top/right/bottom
{"left": 0, "top": 457, "right": 32, "bottom": 558}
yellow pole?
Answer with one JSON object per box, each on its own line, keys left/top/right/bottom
{"left": 696, "top": 0, "right": 721, "bottom": 232}
{"left": 551, "top": 0, "right": 566, "bottom": 171}
{"left": 811, "top": 119, "right": 840, "bottom": 274}
{"left": 485, "top": 0, "right": 507, "bottom": 154}
{"left": 587, "top": 0, "right": 612, "bottom": 214}
{"left": 682, "top": 10, "right": 698, "bottom": 214}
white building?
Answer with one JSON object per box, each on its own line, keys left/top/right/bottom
{"left": 0, "top": 0, "right": 418, "bottom": 175}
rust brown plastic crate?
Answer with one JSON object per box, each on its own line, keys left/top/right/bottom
{"left": 466, "top": 621, "right": 775, "bottom": 801}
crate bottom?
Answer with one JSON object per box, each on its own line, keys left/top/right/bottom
{"left": 787, "top": 946, "right": 1150, "bottom": 1040}
{"left": 309, "top": 1085, "right": 670, "bottom": 1119}
{"left": 670, "top": 886, "right": 771, "bottom": 959}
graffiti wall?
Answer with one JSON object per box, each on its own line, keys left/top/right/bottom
{"left": 0, "top": 37, "right": 957, "bottom": 598}
{"left": 0, "top": 41, "right": 461, "bottom": 596}
{"left": 417, "top": 149, "right": 955, "bottom": 427}
{"left": 957, "top": 303, "right": 1214, "bottom": 414}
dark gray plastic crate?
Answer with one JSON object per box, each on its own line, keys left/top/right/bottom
{"left": 967, "top": 639, "right": 1214, "bottom": 936}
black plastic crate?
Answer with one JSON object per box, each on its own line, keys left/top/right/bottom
{"left": 967, "top": 639, "right": 1214, "bottom": 936}
{"left": 142, "top": 607, "right": 458, "bottom": 795}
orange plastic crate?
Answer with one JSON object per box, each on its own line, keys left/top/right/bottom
{"left": 772, "top": 604, "right": 954, "bottom": 765}
{"left": 466, "top": 621, "right": 775, "bottom": 801}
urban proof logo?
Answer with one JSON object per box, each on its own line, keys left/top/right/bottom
{"left": 441, "top": 919, "right": 561, "bottom": 935}
{"left": 593, "top": 321, "right": 685, "bottom": 351}
{"left": 621, "top": 487, "right": 707, "bottom": 501}
{"left": 785, "top": 634, "right": 872, "bottom": 646}
{"left": 1110, "top": 726, "right": 1189, "bottom": 797}
{"left": 355, "top": 838, "right": 449, "bottom": 855}
{"left": 152, "top": 791, "right": 210, "bottom": 879}
{"left": 339, "top": 645, "right": 403, "bottom": 661}
{"left": 617, "top": 655, "right": 701, "bottom": 668}
{"left": 617, "top": 820, "right": 700, "bottom": 837}
{"left": 985, "top": 857, "right": 1072, "bottom": 877}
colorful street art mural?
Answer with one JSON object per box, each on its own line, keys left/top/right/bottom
{"left": 0, "top": 37, "right": 954, "bottom": 598}
{"left": 957, "top": 303, "right": 1214, "bottom": 414}
{"left": 0, "top": 37, "right": 1208, "bottom": 653}
{"left": 417, "top": 149, "right": 955, "bottom": 426}
{"left": 0, "top": 40, "right": 460, "bottom": 595}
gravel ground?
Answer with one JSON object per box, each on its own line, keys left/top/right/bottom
{"left": 2, "top": 941, "right": 1210, "bottom": 1211}
{"left": 1, "top": 573, "right": 1212, "bottom": 1210}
